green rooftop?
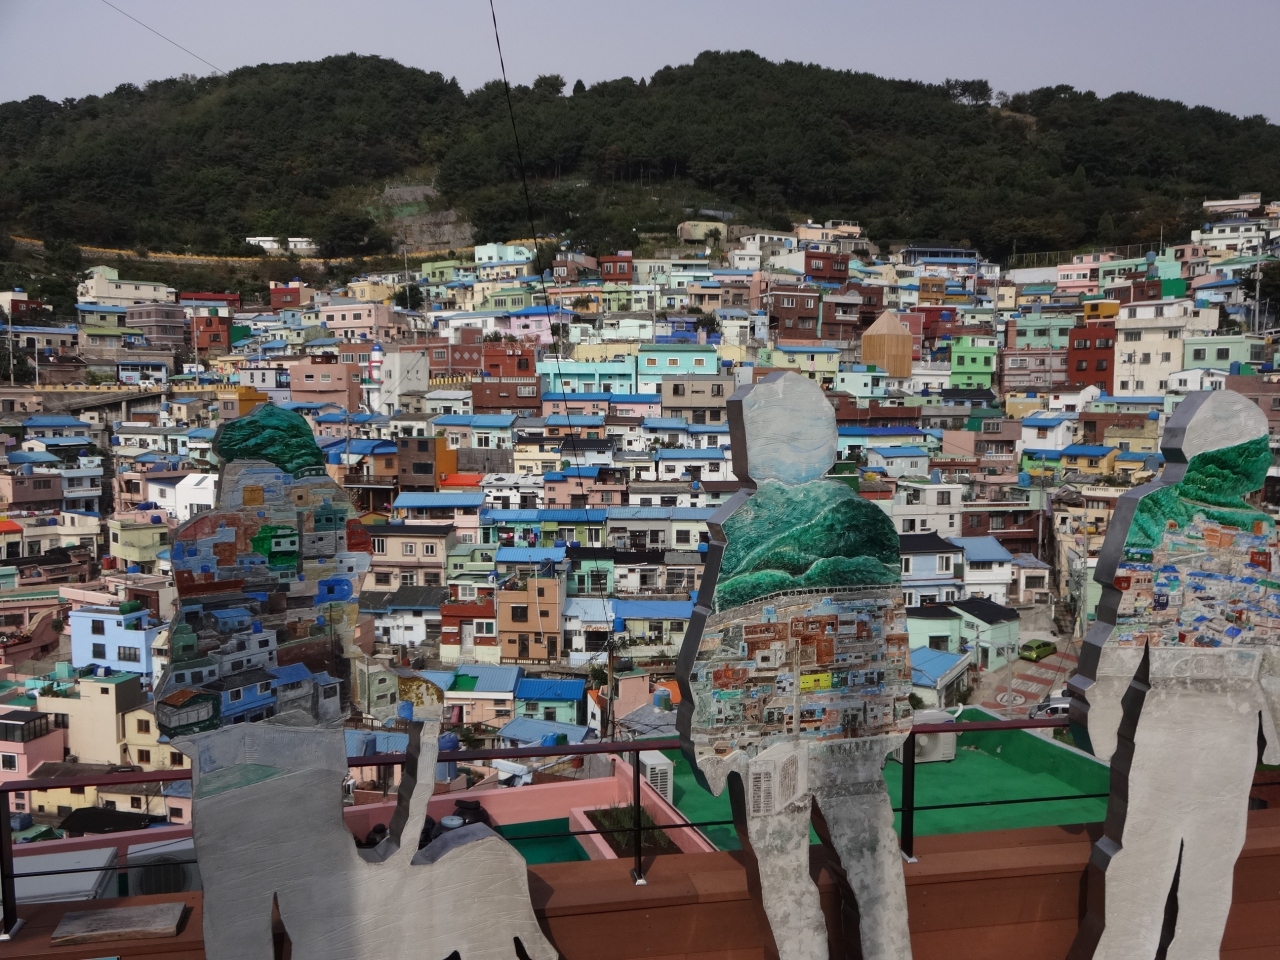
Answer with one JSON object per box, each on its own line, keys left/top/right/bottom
{"left": 666, "top": 710, "right": 1109, "bottom": 850}
{"left": 497, "top": 818, "right": 589, "bottom": 864}
{"left": 449, "top": 675, "right": 478, "bottom": 692}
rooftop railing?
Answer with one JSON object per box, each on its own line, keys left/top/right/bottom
{"left": 0, "top": 716, "right": 1077, "bottom": 938}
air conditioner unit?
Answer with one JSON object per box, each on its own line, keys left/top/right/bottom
{"left": 893, "top": 708, "right": 959, "bottom": 764}
{"left": 126, "top": 837, "right": 201, "bottom": 896}
{"left": 638, "top": 750, "right": 673, "bottom": 804}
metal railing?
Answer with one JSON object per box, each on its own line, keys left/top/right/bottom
{"left": 0, "top": 718, "right": 1085, "bottom": 937}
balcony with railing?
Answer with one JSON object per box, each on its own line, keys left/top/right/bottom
{"left": 0, "top": 714, "right": 1278, "bottom": 959}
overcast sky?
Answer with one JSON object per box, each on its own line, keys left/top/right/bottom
{"left": 3, "top": 0, "right": 1279, "bottom": 121}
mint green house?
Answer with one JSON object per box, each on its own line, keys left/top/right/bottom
{"left": 949, "top": 335, "right": 998, "bottom": 389}
{"left": 1182, "top": 335, "right": 1266, "bottom": 370}
{"left": 536, "top": 357, "right": 637, "bottom": 394}
{"left": 637, "top": 343, "right": 719, "bottom": 392}
{"left": 1008, "top": 312, "right": 1074, "bottom": 349}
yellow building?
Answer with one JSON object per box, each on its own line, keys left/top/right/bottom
{"left": 36, "top": 671, "right": 147, "bottom": 766}
{"left": 346, "top": 279, "right": 396, "bottom": 302}
{"left": 1061, "top": 445, "right": 1119, "bottom": 476}
{"left": 215, "top": 385, "right": 270, "bottom": 420}
{"left": 107, "top": 515, "right": 171, "bottom": 574}
{"left": 121, "top": 702, "right": 187, "bottom": 772}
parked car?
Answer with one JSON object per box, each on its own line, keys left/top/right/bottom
{"left": 1029, "top": 696, "right": 1071, "bottom": 719}
{"left": 1019, "top": 639, "right": 1057, "bottom": 662}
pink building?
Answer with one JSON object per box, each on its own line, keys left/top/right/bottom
{"left": 1056, "top": 253, "right": 1120, "bottom": 298}
{"left": 0, "top": 710, "right": 67, "bottom": 812}
{"left": 543, "top": 466, "right": 628, "bottom": 508}
{"left": 319, "top": 303, "right": 411, "bottom": 343}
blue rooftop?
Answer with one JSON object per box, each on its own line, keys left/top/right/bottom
{"left": 869, "top": 446, "right": 928, "bottom": 459}
{"left": 1062, "top": 444, "right": 1116, "bottom": 457}
{"left": 545, "top": 415, "right": 605, "bottom": 427}
{"left": 910, "top": 647, "right": 969, "bottom": 687}
{"left": 454, "top": 663, "right": 522, "bottom": 693}
{"left": 948, "top": 536, "right": 1014, "bottom": 563}
{"left": 612, "top": 599, "right": 695, "bottom": 620}
{"left": 394, "top": 492, "right": 486, "bottom": 509}
{"left": 497, "top": 716, "right": 591, "bottom": 746}
{"left": 515, "top": 678, "right": 586, "bottom": 702}
{"left": 495, "top": 546, "right": 566, "bottom": 563}
{"left": 653, "top": 448, "right": 725, "bottom": 460}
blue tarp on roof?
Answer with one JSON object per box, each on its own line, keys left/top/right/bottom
{"left": 394, "top": 492, "right": 486, "bottom": 509}
{"left": 1116, "top": 451, "right": 1165, "bottom": 463}
{"left": 515, "top": 678, "right": 586, "bottom": 702}
{"left": 612, "top": 599, "right": 695, "bottom": 620}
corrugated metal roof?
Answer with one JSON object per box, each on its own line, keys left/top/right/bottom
{"left": 495, "top": 546, "right": 566, "bottom": 563}
{"left": 485, "top": 509, "right": 541, "bottom": 522}
{"left": 911, "top": 647, "right": 969, "bottom": 686}
{"left": 515, "top": 678, "right": 586, "bottom": 701}
{"left": 642, "top": 418, "right": 690, "bottom": 431}
{"left": 868, "top": 446, "right": 928, "bottom": 458}
{"left": 654, "top": 448, "right": 724, "bottom": 460}
{"left": 393, "top": 492, "right": 486, "bottom": 508}
{"left": 498, "top": 716, "right": 591, "bottom": 745}
{"left": 545, "top": 414, "right": 605, "bottom": 427}
{"left": 419, "top": 670, "right": 456, "bottom": 691}
{"left": 612, "top": 599, "right": 694, "bottom": 620}
{"left": 453, "top": 663, "right": 522, "bottom": 692}
{"left": 948, "top": 536, "right": 1014, "bottom": 563}
{"left": 564, "top": 597, "right": 614, "bottom": 623}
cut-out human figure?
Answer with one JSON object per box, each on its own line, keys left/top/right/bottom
{"left": 677, "top": 372, "right": 913, "bottom": 960}
{"left": 1069, "top": 391, "right": 1280, "bottom": 960}
{"left": 178, "top": 719, "right": 558, "bottom": 960}
{"left": 158, "top": 404, "right": 374, "bottom": 728}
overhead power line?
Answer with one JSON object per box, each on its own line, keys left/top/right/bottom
{"left": 99, "top": 0, "right": 228, "bottom": 77}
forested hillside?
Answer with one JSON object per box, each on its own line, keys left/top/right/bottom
{"left": 3, "top": 50, "right": 1279, "bottom": 259}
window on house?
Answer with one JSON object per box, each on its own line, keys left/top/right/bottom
{"left": 372, "top": 538, "right": 386, "bottom": 554}
{"left": 402, "top": 542, "right": 415, "bottom": 556}
{"left": 117, "top": 646, "right": 141, "bottom": 663}
{"left": 1123, "top": 330, "right": 1141, "bottom": 341}
{"left": 91, "top": 620, "right": 105, "bottom": 635}
{"left": 136, "top": 750, "right": 151, "bottom": 765}
{"left": 137, "top": 719, "right": 151, "bottom": 734}
{"left": 511, "top": 606, "right": 529, "bottom": 622}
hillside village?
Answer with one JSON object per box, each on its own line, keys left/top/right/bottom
{"left": 0, "top": 191, "right": 1277, "bottom": 828}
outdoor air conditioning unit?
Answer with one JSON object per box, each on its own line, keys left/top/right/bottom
{"left": 638, "top": 750, "right": 673, "bottom": 804}
{"left": 893, "top": 709, "right": 959, "bottom": 764}
{"left": 126, "top": 837, "right": 201, "bottom": 896}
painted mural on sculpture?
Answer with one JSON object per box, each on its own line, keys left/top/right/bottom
{"left": 677, "top": 372, "right": 913, "bottom": 960}
{"left": 1069, "top": 391, "right": 1280, "bottom": 960}
{"left": 155, "top": 404, "right": 372, "bottom": 737}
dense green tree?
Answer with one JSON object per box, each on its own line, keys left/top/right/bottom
{"left": 394, "top": 284, "right": 424, "bottom": 309}
{"left": 3, "top": 52, "right": 1280, "bottom": 260}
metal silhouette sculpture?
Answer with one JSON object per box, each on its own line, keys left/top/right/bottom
{"left": 1069, "top": 390, "right": 1280, "bottom": 959}
{"left": 677, "top": 372, "right": 913, "bottom": 960}
{"left": 177, "top": 720, "right": 557, "bottom": 960}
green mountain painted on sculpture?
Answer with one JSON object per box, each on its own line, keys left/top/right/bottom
{"left": 215, "top": 404, "right": 326, "bottom": 476}
{"left": 715, "top": 479, "right": 899, "bottom": 611}
{"left": 1125, "top": 435, "right": 1274, "bottom": 550}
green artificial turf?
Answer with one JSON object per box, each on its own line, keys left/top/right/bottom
{"left": 664, "top": 719, "right": 1109, "bottom": 851}
{"left": 496, "top": 818, "right": 590, "bottom": 864}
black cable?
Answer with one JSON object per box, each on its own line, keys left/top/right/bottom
{"left": 487, "top": 0, "right": 583, "bottom": 470}
{"left": 99, "top": 0, "right": 227, "bottom": 77}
